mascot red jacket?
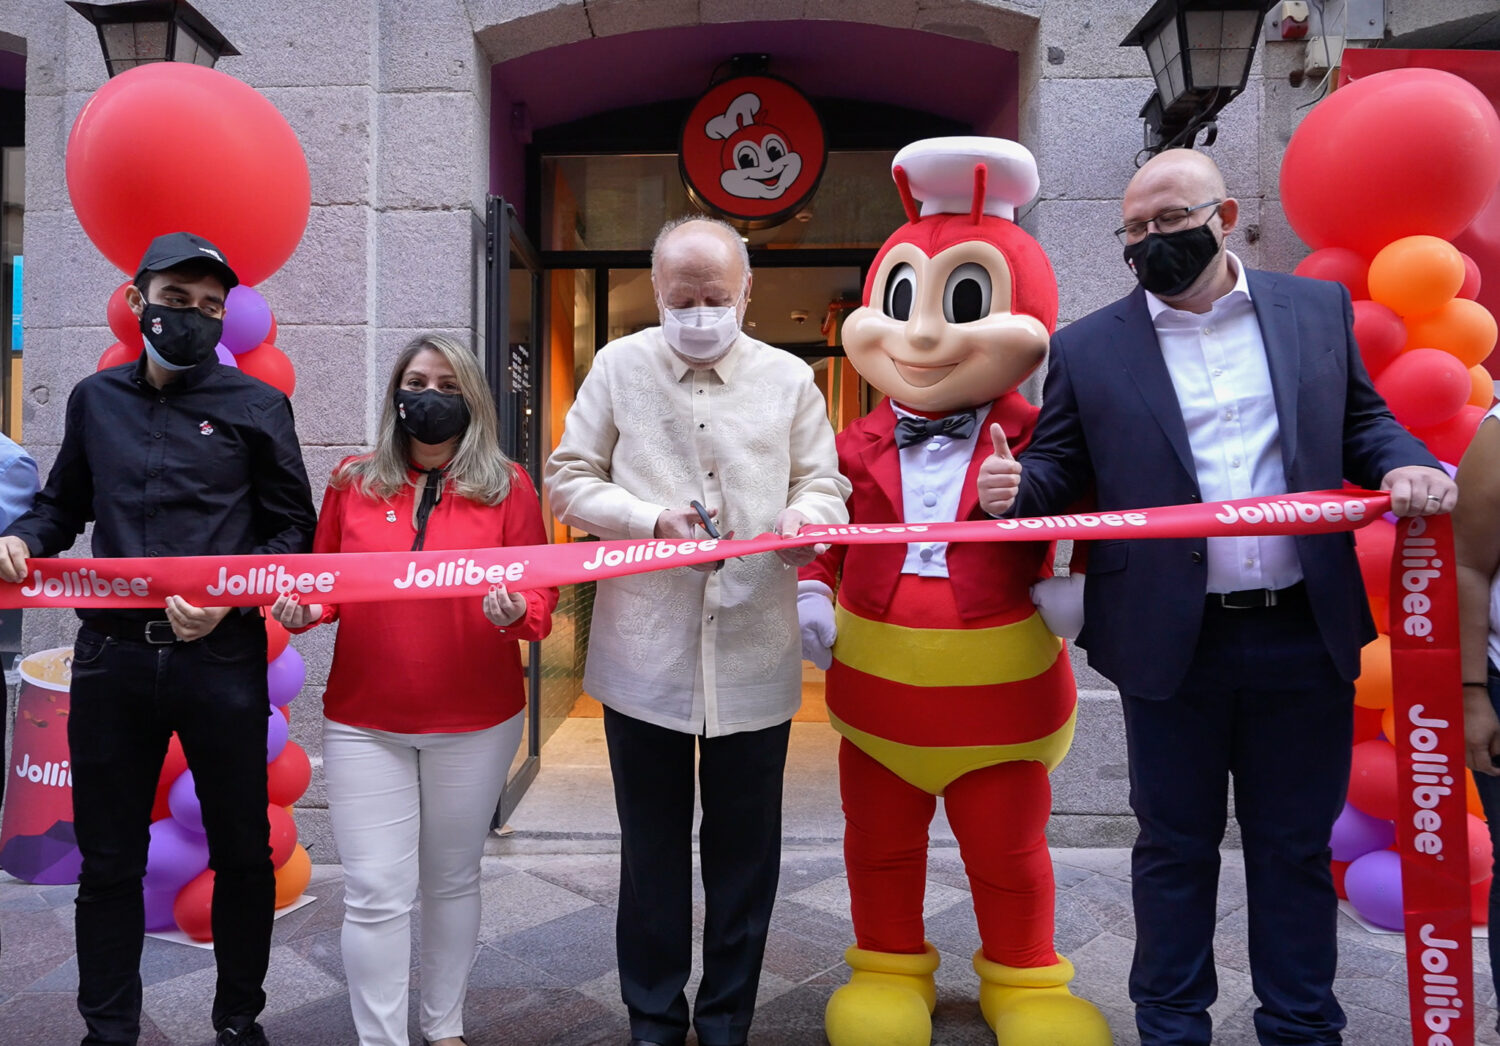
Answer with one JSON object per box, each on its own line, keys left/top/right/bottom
{"left": 798, "top": 138, "right": 1109, "bottom": 1046}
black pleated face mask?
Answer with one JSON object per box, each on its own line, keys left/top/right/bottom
{"left": 1122, "top": 224, "right": 1221, "bottom": 298}
{"left": 395, "top": 388, "right": 471, "bottom": 445}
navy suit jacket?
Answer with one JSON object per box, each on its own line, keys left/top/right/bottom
{"left": 1014, "top": 269, "right": 1439, "bottom": 699}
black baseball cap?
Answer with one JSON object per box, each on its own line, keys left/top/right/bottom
{"left": 134, "top": 232, "right": 239, "bottom": 291}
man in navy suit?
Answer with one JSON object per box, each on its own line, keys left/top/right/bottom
{"left": 978, "top": 149, "right": 1456, "bottom": 1045}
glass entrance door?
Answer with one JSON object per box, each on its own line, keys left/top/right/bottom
{"left": 484, "top": 198, "right": 543, "bottom": 823}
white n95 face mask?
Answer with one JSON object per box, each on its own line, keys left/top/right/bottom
{"left": 661, "top": 306, "right": 741, "bottom": 364}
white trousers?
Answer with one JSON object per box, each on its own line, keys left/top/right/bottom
{"left": 323, "top": 712, "right": 523, "bottom": 1046}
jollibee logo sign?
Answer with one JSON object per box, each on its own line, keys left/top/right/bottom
{"left": 680, "top": 74, "right": 826, "bottom": 228}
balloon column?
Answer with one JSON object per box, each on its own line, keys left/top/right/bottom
{"left": 144, "top": 618, "right": 313, "bottom": 941}
{"left": 1281, "top": 67, "right": 1500, "bottom": 930}
{"left": 71, "top": 62, "right": 305, "bottom": 395}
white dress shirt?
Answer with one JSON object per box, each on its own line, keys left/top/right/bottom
{"left": 544, "top": 327, "right": 850, "bottom": 737}
{"left": 1146, "top": 252, "right": 1302, "bottom": 593}
{"left": 892, "top": 402, "right": 986, "bottom": 578}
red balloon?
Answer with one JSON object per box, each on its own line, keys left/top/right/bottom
{"left": 1470, "top": 812, "right": 1494, "bottom": 884}
{"left": 236, "top": 342, "right": 295, "bottom": 398}
{"left": 1281, "top": 69, "right": 1500, "bottom": 257}
{"left": 1351, "top": 300, "right": 1406, "bottom": 377}
{"left": 106, "top": 280, "right": 142, "bottom": 350}
{"left": 1352, "top": 703, "right": 1384, "bottom": 745}
{"left": 1332, "top": 858, "right": 1350, "bottom": 900}
{"left": 1354, "top": 520, "right": 1395, "bottom": 603}
{"left": 1473, "top": 875, "right": 1491, "bottom": 925}
{"left": 266, "top": 314, "right": 278, "bottom": 345}
{"left": 172, "top": 868, "right": 215, "bottom": 942}
{"left": 66, "top": 63, "right": 310, "bottom": 287}
{"left": 150, "top": 733, "right": 188, "bottom": 822}
{"left": 1294, "top": 247, "right": 1369, "bottom": 301}
{"left": 1374, "top": 347, "right": 1471, "bottom": 429}
{"left": 263, "top": 614, "right": 290, "bottom": 664}
{"left": 1348, "top": 739, "right": 1398, "bottom": 820}
{"left": 267, "top": 741, "right": 311, "bottom": 807}
{"left": 96, "top": 340, "right": 139, "bottom": 372}
{"left": 267, "top": 803, "right": 297, "bottom": 869}
{"left": 1460, "top": 252, "right": 1483, "bottom": 301}
{"left": 1412, "top": 404, "right": 1487, "bottom": 464}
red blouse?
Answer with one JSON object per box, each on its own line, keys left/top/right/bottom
{"left": 307, "top": 459, "right": 557, "bottom": 734}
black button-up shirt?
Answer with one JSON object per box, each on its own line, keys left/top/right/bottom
{"left": 6, "top": 354, "right": 317, "bottom": 619}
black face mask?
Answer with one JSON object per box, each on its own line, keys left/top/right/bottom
{"left": 395, "top": 388, "right": 470, "bottom": 445}
{"left": 139, "top": 302, "right": 223, "bottom": 369}
{"left": 1122, "top": 224, "right": 1221, "bottom": 298}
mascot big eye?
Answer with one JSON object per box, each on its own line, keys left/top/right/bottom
{"left": 798, "top": 138, "right": 1111, "bottom": 1046}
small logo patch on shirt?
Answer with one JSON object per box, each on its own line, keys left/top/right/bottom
{"left": 199, "top": 421, "right": 214, "bottom": 436}
{"left": 386, "top": 509, "right": 397, "bottom": 523}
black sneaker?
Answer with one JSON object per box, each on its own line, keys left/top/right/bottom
{"left": 216, "top": 1024, "right": 269, "bottom": 1046}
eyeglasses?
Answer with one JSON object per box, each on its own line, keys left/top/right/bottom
{"left": 1115, "top": 200, "right": 1222, "bottom": 245}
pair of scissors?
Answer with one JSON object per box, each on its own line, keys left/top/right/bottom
{"left": 690, "top": 500, "right": 726, "bottom": 571}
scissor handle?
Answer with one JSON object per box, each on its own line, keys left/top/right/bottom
{"left": 689, "top": 500, "right": 721, "bottom": 539}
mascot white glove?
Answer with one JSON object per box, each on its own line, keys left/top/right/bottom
{"left": 1030, "top": 573, "right": 1085, "bottom": 641}
{"left": 797, "top": 580, "right": 837, "bottom": 670}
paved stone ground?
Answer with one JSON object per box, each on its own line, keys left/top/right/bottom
{"left": 0, "top": 720, "right": 1495, "bottom": 1045}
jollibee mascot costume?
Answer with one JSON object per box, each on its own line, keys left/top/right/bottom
{"left": 799, "top": 138, "right": 1109, "bottom": 1046}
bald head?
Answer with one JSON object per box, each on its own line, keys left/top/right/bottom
{"left": 1119, "top": 149, "right": 1239, "bottom": 312}
{"left": 1122, "top": 149, "right": 1233, "bottom": 234}
{"left": 651, "top": 217, "right": 753, "bottom": 316}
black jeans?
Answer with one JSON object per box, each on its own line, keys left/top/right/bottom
{"left": 603, "top": 707, "right": 790, "bottom": 1046}
{"left": 68, "top": 615, "right": 273, "bottom": 1045}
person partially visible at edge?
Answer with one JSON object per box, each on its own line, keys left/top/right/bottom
{"left": 270, "top": 333, "right": 556, "bottom": 1046}
{"left": 544, "top": 215, "right": 850, "bottom": 1046}
{"left": 1456, "top": 397, "right": 1500, "bottom": 1038}
{"left": 0, "top": 231, "right": 317, "bottom": 1046}
{"left": 978, "top": 150, "right": 1455, "bottom": 1045}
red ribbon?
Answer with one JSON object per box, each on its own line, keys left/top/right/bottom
{"left": 1, "top": 486, "right": 1473, "bottom": 1042}
{"left": 1389, "top": 514, "right": 1473, "bottom": 1046}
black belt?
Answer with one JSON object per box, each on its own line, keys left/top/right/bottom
{"left": 1208, "top": 582, "right": 1305, "bottom": 610}
{"left": 82, "top": 616, "right": 178, "bottom": 645}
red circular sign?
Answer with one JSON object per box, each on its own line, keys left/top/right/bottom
{"left": 680, "top": 75, "right": 827, "bottom": 229}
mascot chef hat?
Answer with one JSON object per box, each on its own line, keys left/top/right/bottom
{"left": 866, "top": 136, "right": 1059, "bottom": 332}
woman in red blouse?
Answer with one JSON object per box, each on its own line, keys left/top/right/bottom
{"left": 271, "top": 334, "right": 556, "bottom": 1046}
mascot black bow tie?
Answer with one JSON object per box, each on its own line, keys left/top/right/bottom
{"left": 894, "top": 411, "right": 978, "bottom": 448}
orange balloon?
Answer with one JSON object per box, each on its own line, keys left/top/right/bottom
{"left": 1469, "top": 769, "right": 1487, "bottom": 820}
{"left": 1369, "top": 235, "right": 1466, "bottom": 316}
{"left": 1404, "top": 298, "right": 1498, "bottom": 368}
{"left": 1354, "top": 634, "right": 1393, "bottom": 709}
{"left": 1367, "top": 594, "right": 1389, "bottom": 635}
{"left": 1470, "top": 364, "right": 1498, "bottom": 408}
{"left": 274, "top": 844, "right": 311, "bottom": 907}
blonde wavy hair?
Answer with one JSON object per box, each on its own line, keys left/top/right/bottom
{"left": 334, "top": 334, "right": 514, "bottom": 506}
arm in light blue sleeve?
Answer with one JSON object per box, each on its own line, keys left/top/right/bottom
{"left": 0, "top": 438, "right": 39, "bottom": 533}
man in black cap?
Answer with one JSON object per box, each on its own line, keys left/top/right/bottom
{"left": 0, "top": 232, "right": 317, "bottom": 1046}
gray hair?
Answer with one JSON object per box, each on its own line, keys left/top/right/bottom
{"left": 650, "top": 216, "right": 752, "bottom": 287}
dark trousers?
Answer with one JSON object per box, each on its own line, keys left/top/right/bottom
{"left": 1469, "top": 660, "right": 1500, "bottom": 1032}
{"left": 602, "top": 706, "right": 790, "bottom": 1046}
{"left": 68, "top": 617, "right": 273, "bottom": 1045}
{"left": 1121, "top": 589, "right": 1353, "bottom": 1046}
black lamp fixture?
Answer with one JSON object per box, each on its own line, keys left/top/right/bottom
{"left": 66, "top": 0, "right": 238, "bottom": 78}
{"left": 1122, "top": 0, "right": 1274, "bottom": 157}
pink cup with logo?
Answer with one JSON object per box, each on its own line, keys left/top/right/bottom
{"left": 0, "top": 647, "right": 82, "bottom": 884}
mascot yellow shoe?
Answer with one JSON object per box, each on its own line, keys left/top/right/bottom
{"left": 973, "top": 952, "right": 1111, "bottom": 1046}
{"left": 825, "top": 942, "right": 939, "bottom": 1046}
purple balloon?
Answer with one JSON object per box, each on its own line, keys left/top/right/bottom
{"left": 1330, "top": 802, "right": 1396, "bottom": 862}
{"left": 168, "top": 770, "right": 204, "bottom": 834}
{"left": 143, "top": 886, "right": 179, "bottom": 933}
{"left": 221, "top": 285, "right": 272, "bottom": 355}
{"left": 1345, "top": 849, "right": 1404, "bottom": 930}
{"left": 214, "top": 342, "right": 239, "bottom": 368}
{"left": 266, "top": 702, "right": 288, "bottom": 763}
{"left": 144, "top": 817, "right": 208, "bottom": 894}
{"left": 266, "top": 645, "right": 306, "bottom": 708}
